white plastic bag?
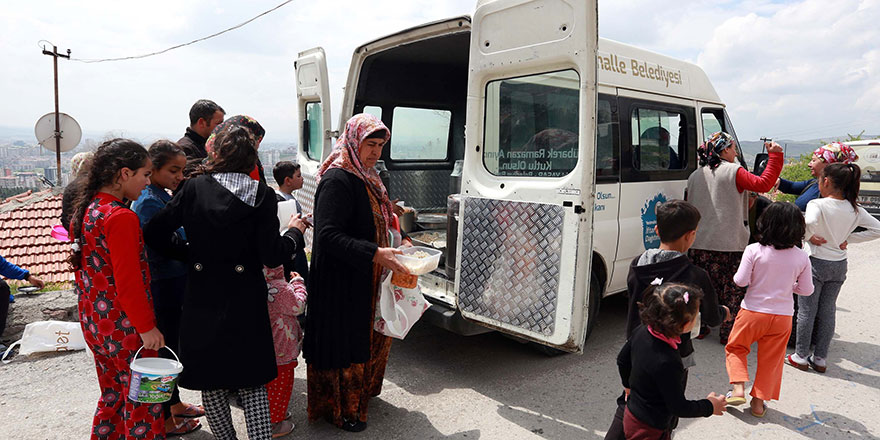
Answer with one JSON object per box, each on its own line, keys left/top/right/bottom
{"left": 373, "top": 274, "right": 431, "bottom": 339}
{"left": 2, "top": 320, "right": 86, "bottom": 363}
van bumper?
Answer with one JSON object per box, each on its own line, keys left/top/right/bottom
{"left": 422, "top": 302, "right": 493, "bottom": 336}
{"left": 858, "top": 189, "right": 880, "bottom": 220}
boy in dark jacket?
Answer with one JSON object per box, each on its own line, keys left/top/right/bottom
{"left": 604, "top": 199, "right": 729, "bottom": 440}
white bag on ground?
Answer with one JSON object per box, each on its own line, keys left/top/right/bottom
{"left": 374, "top": 274, "right": 431, "bottom": 339}
{"left": 2, "top": 320, "right": 85, "bottom": 363}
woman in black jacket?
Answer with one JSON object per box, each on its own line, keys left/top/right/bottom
{"left": 304, "top": 114, "right": 409, "bottom": 432}
{"left": 145, "top": 124, "right": 306, "bottom": 440}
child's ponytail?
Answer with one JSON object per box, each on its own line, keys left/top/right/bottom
{"left": 823, "top": 163, "right": 861, "bottom": 211}
{"left": 68, "top": 139, "right": 149, "bottom": 270}
{"left": 637, "top": 282, "right": 704, "bottom": 338}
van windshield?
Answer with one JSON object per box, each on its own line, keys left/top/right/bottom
{"left": 483, "top": 70, "right": 580, "bottom": 177}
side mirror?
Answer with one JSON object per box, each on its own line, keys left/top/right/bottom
{"left": 752, "top": 152, "right": 769, "bottom": 176}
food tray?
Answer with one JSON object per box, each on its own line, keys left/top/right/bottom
{"left": 395, "top": 246, "right": 442, "bottom": 275}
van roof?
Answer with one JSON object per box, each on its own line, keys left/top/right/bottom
{"left": 846, "top": 139, "right": 880, "bottom": 146}
{"left": 356, "top": 17, "right": 724, "bottom": 105}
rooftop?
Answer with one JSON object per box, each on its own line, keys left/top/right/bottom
{"left": 0, "top": 188, "right": 71, "bottom": 285}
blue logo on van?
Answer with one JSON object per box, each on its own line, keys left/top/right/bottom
{"left": 640, "top": 193, "right": 668, "bottom": 249}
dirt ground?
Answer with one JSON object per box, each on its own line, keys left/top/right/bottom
{"left": 1, "top": 242, "right": 878, "bottom": 439}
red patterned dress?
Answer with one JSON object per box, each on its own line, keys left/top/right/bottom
{"left": 75, "top": 193, "right": 164, "bottom": 440}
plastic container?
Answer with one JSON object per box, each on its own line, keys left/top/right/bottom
{"left": 395, "top": 246, "right": 442, "bottom": 275}
{"left": 128, "top": 346, "right": 183, "bottom": 403}
{"left": 51, "top": 224, "right": 70, "bottom": 242}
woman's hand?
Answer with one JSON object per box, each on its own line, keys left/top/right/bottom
{"left": 287, "top": 213, "right": 308, "bottom": 233}
{"left": 809, "top": 235, "right": 827, "bottom": 246}
{"left": 26, "top": 275, "right": 45, "bottom": 289}
{"left": 722, "top": 305, "right": 732, "bottom": 322}
{"left": 707, "top": 392, "right": 727, "bottom": 416}
{"left": 140, "top": 327, "right": 165, "bottom": 351}
{"left": 766, "top": 141, "right": 784, "bottom": 154}
{"left": 840, "top": 241, "right": 848, "bottom": 250}
{"left": 373, "top": 247, "right": 409, "bottom": 274}
{"left": 401, "top": 238, "right": 413, "bottom": 248}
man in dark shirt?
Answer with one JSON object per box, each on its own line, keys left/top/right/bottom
{"left": 178, "top": 99, "right": 224, "bottom": 175}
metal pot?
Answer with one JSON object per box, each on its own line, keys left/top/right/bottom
{"left": 399, "top": 206, "right": 416, "bottom": 233}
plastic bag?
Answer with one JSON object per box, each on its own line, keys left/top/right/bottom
{"left": 373, "top": 274, "right": 431, "bottom": 339}
{"left": 2, "top": 320, "right": 85, "bottom": 363}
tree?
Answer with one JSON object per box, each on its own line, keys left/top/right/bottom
{"left": 775, "top": 153, "right": 813, "bottom": 203}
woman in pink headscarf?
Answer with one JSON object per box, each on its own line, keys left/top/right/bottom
{"left": 303, "top": 114, "right": 409, "bottom": 432}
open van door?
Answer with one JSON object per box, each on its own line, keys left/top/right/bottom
{"left": 294, "top": 47, "right": 333, "bottom": 231}
{"left": 457, "top": 0, "right": 598, "bottom": 352}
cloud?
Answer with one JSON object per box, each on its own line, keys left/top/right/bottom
{"left": 1, "top": 0, "right": 878, "bottom": 145}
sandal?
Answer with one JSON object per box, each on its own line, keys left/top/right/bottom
{"left": 272, "top": 420, "right": 295, "bottom": 438}
{"left": 750, "top": 401, "right": 767, "bottom": 418}
{"left": 725, "top": 391, "right": 747, "bottom": 406}
{"left": 168, "top": 418, "right": 202, "bottom": 437}
{"left": 173, "top": 403, "right": 206, "bottom": 419}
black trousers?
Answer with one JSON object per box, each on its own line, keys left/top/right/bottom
{"left": 0, "top": 280, "right": 9, "bottom": 341}
{"left": 151, "top": 275, "right": 187, "bottom": 418}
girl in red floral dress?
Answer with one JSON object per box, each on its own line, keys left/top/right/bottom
{"left": 69, "top": 139, "right": 168, "bottom": 440}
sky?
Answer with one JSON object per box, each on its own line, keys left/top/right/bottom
{"left": 1, "top": 0, "right": 878, "bottom": 145}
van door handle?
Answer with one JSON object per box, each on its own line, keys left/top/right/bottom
{"left": 563, "top": 201, "right": 586, "bottom": 214}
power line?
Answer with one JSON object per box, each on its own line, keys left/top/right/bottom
{"left": 68, "top": 0, "right": 294, "bottom": 63}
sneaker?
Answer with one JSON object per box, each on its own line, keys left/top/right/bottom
{"left": 786, "top": 354, "right": 809, "bottom": 371}
{"left": 808, "top": 355, "right": 827, "bottom": 373}
{"left": 272, "top": 420, "right": 294, "bottom": 438}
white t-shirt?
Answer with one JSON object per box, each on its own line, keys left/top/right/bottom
{"left": 804, "top": 198, "right": 880, "bottom": 261}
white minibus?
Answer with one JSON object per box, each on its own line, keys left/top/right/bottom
{"left": 293, "top": 0, "right": 748, "bottom": 352}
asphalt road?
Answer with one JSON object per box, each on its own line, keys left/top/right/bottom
{"left": 2, "top": 242, "right": 878, "bottom": 439}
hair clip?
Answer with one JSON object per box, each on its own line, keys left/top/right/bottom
{"left": 651, "top": 277, "right": 663, "bottom": 286}
{"left": 683, "top": 292, "right": 690, "bottom": 304}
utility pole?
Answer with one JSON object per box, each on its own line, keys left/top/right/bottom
{"left": 42, "top": 45, "right": 71, "bottom": 186}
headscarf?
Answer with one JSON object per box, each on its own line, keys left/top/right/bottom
{"left": 813, "top": 142, "right": 858, "bottom": 164}
{"left": 205, "top": 115, "right": 266, "bottom": 181}
{"left": 697, "top": 131, "right": 734, "bottom": 170}
{"left": 317, "top": 113, "right": 393, "bottom": 240}
{"left": 70, "top": 151, "right": 94, "bottom": 177}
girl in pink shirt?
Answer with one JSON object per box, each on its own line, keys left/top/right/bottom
{"left": 724, "top": 202, "right": 813, "bottom": 418}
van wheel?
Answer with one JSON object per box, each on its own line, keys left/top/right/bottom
{"left": 532, "top": 275, "right": 602, "bottom": 356}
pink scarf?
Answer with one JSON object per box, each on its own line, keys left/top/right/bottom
{"left": 647, "top": 326, "right": 681, "bottom": 350}
{"left": 317, "top": 113, "right": 394, "bottom": 232}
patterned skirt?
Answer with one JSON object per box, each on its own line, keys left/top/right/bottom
{"left": 689, "top": 249, "right": 747, "bottom": 342}
{"left": 306, "top": 264, "right": 393, "bottom": 426}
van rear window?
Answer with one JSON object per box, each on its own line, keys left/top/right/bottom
{"left": 483, "top": 70, "right": 580, "bottom": 177}
{"left": 389, "top": 107, "right": 450, "bottom": 161}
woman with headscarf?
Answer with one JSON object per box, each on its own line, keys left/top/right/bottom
{"left": 686, "top": 132, "right": 784, "bottom": 344}
{"left": 776, "top": 142, "right": 859, "bottom": 212}
{"left": 303, "top": 113, "right": 409, "bottom": 432}
{"left": 204, "top": 114, "right": 268, "bottom": 182}
{"left": 60, "top": 151, "right": 94, "bottom": 232}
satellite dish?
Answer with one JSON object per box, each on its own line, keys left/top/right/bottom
{"left": 34, "top": 112, "right": 82, "bottom": 152}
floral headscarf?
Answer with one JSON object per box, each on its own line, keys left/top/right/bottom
{"left": 697, "top": 131, "right": 735, "bottom": 170}
{"left": 317, "top": 113, "right": 393, "bottom": 238}
{"left": 813, "top": 142, "right": 858, "bottom": 164}
{"left": 70, "top": 151, "right": 93, "bottom": 177}
{"left": 205, "top": 115, "right": 266, "bottom": 181}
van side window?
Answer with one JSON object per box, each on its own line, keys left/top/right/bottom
{"left": 483, "top": 70, "right": 580, "bottom": 177}
{"left": 363, "top": 105, "right": 383, "bottom": 120}
{"left": 701, "top": 109, "right": 724, "bottom": 139}
{"left": 390, "top": 106, "right": 450, "bottom": 161}
{"left": 305, "top": 102, "right": 323, "bottom": 161}
{"left": 596, "top": 95, "right": 619, "bottom": 179}
{"left": 631, "top": 107, "right": 687, "bottom": 170}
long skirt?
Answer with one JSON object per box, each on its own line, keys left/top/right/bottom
{"left": 306, "top": 265, "right": 392, "bottom": 426}
{"left": 689, "top": 249, "right": 747, "bottom": 342}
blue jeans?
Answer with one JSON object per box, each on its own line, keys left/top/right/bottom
{"left": 795, "top": 257, "right": 847, "bottom": 359}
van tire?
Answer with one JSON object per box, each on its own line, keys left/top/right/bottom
{"left": 532, "top": 274, "right": 602, "bottom": 356}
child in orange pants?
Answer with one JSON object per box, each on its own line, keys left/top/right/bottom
{"left": 725, "top": 202, "right": 813, "bottom": 417}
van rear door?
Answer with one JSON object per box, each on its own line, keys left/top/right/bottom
{"left": 294, "top": 47, "right": 333, "bottom": 230}
{"left": 457, "top": 0, "right": 598, "bottom": 352}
